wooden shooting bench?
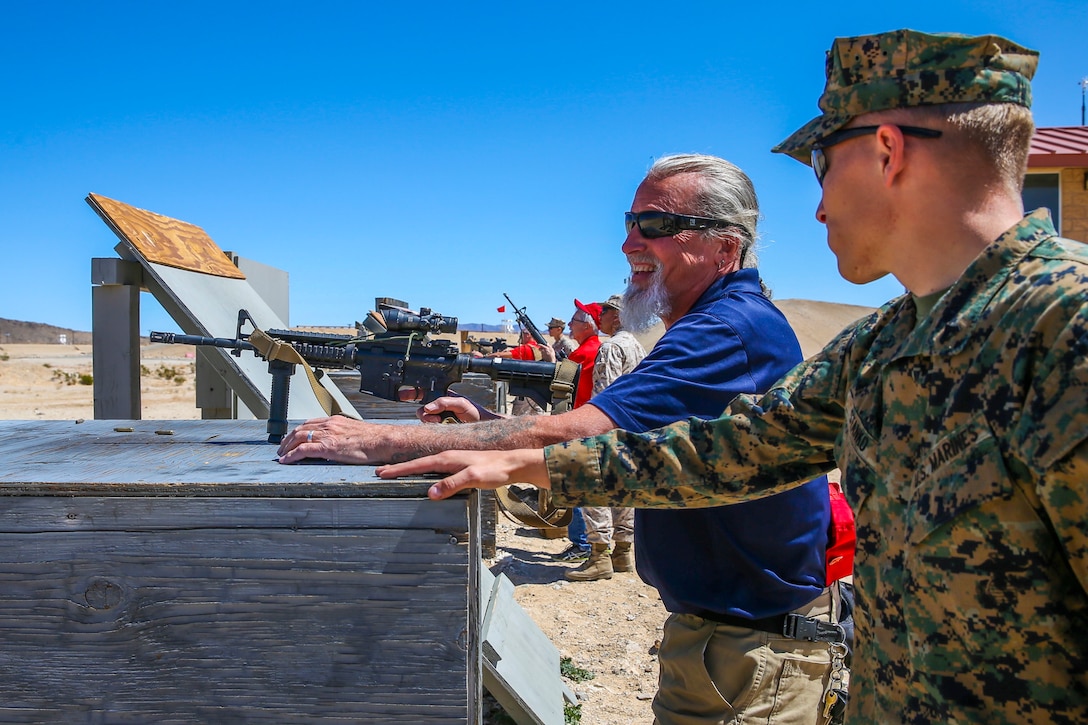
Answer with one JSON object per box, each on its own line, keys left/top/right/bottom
{"left": 0, "top": 419, "right": 483, "bottom": 722}
{"left": 71, "top": 195, "right": 572, "bottom": 724}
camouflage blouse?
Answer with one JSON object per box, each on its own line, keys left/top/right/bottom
{"left": 591, "top": 330, "right": 646, "bottom": 395}
{"left": 545, "top": 210, "right": 1088, "bottom": 724}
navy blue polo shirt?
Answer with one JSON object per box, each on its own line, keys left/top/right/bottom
{"left": 589, "top": 269, "right": 829, "bottom": 618}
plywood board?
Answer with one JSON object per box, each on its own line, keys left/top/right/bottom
{"left": 88, "top": 193, "right": 246, "bottom": 278}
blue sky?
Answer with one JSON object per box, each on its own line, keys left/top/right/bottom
{"left": 3, "top": 1, "right": 1086, "bottom": 336}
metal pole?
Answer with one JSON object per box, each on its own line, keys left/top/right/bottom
{"left": 1081, "top": 78, "right": 1088, "bottom": 126}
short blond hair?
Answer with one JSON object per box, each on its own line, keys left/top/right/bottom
{"left": 875, "top": 102, "right": 1035, "bottom": 192}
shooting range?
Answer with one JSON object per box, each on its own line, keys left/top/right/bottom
{"left": 0, "top": 196, "right": 574, "bottom": 723}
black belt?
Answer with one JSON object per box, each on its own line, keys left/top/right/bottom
{"left": 697, "top": 611, "right": 846, "bottom": 644}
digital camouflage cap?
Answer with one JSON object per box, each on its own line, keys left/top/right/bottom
{"left": 600, "top": 294, "right": 624, "bottom": 312}
{"left": 773, "top": 29, "right": 1039, "bottom": 164}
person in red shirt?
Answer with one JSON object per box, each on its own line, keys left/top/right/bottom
{"left": 567, "top": 300, "right": 602, "bottom": 409}
{"left": 481, "top": 328, "right": 544, "bottom": 361}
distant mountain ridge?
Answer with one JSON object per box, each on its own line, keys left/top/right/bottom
{"left": 454, "top": 323, "right": 510, "bottom": 333}
{"left": 0, "top": 318, "right": 92, "bottom": 345}
{"left": 1, "top": 299, "right": 877, "bottom": 354}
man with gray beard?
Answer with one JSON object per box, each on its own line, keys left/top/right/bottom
{"left": 279, "top": 154, "right": 841, "bottom": 725}
{"left": 621, "top": 258, "right": 671, "bottom": 333}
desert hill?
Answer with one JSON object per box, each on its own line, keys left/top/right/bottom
{"left": 774, "top": 298, "right": 876, "bottom": 358}
{"left": 0, "top": 317, "right": 92, "bottom": 345}
{"left": 628, "top": 298, "right": 876, "bottom": 359}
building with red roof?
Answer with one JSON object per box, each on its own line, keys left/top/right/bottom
{"left": 1025, "top": 126, "right": 1088, "bottom": 242}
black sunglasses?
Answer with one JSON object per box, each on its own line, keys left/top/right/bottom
{"left": 625, "top": 211, "right": 742, "bottom": 239}
{"left": 811, "top": 125, "right": 943, "bottom": 186}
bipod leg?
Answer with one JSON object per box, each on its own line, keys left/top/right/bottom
{"left": 266, "top": 358, "right": 296, "bottom": 444}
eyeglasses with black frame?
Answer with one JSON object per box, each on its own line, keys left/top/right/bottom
{"left": 625, "top": 211, "right": 743, "bottom": 239}
{"left": 810, "top": 125, "right": 943, "bottom": 186}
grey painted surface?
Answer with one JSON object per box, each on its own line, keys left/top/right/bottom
{"left": 195, "top": 254, "right": 291, "bottom": 419}
{"left": 113, "top": 240, "right": 354, "bottom": 422}
{"left": 91, "top": 269, "right": 142, "bottom": 419}
{"left": 480, "top": 568, "right": 572, "bottom": 725}
{"left": 0, "top": 420, "right": 425, "bottom": 494}
{"left": 233, "top": 253, "right": 290, "bottom": 326}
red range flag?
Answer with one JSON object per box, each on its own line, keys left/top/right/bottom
{"left": 497, "top": 305, "right": 506, "bottom": 312}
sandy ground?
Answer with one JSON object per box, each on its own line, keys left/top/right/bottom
{"left": 0, "top": 342, "right": 659, "bottom": 723}
{"left": 487, "top": 521, "right": 664, "bottom": 724}
{"left": 0, "top": 343, "right": 201, "bottom": 420}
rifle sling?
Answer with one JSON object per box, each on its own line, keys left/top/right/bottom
{"left": 247, "top": 329, "right": 358, "bottom": 419}
{"left": 494, "top": 485, "right": 574, "bottom": 529}
{"left": 548, "top": 359, "right": 579, "bottom": 415}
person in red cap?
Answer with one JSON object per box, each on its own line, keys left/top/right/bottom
{"left": 550, "top": 299, "right": 605, "bottom": 561}
{"left": 565, "top": 293, "right": 647, "bottom": 582}
{"left": 567, "top": 299, "right": 602, "bottom": 409}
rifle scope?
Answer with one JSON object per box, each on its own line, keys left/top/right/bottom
{"left": 382, "top": 308, "right": 458, "bottom": 335}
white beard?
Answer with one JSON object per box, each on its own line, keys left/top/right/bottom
{"left": 621, "top": 268, "right": 670, "bottom": 333}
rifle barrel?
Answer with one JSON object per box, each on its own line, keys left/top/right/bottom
{"left": 149, "top": 331, "right": 256, "bottom": 352}
{"left": 465, "top": 356, "right": 558, "bottom": 380}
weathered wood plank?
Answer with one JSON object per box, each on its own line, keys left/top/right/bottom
{"left": 0, "top": 420, "right": 441, "bottom": 497}
{"left": 0, "top": 496, "right": 467, "bottom": 533}
{"left": 0, "top": 421, "right": 481, "bottom": 722}
{"left": 0, "top": 524, "right": 473, "bottom": 720}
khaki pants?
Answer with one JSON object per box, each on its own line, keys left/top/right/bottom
{"left": 653, "top": 590, "right": 834, "bottom": 725}
{"left": 580, "top": 506, "right": 634, "bottom": 545}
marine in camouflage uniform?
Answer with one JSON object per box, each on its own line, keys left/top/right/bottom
{"left": 591, "top": 331, "right": 646, "bottom": 396}
{"left": 546, "top": 317, "right": 578, "bottom": 359}
{"left": 540, "top": 30, "right": 1088, "bottom": 724}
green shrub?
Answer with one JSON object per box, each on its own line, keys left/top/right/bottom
{"left": 141, "top": 363, "right": 194, "bottom": 383}
{"left": 560, "top": 657, "right": 595, "bottom": 682}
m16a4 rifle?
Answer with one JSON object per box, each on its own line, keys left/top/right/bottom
{"left": 503, "top": 292, "right": 565, "bottom": 359}
{"left": 150, "top": 306, "right": 580, "bottom": 444}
